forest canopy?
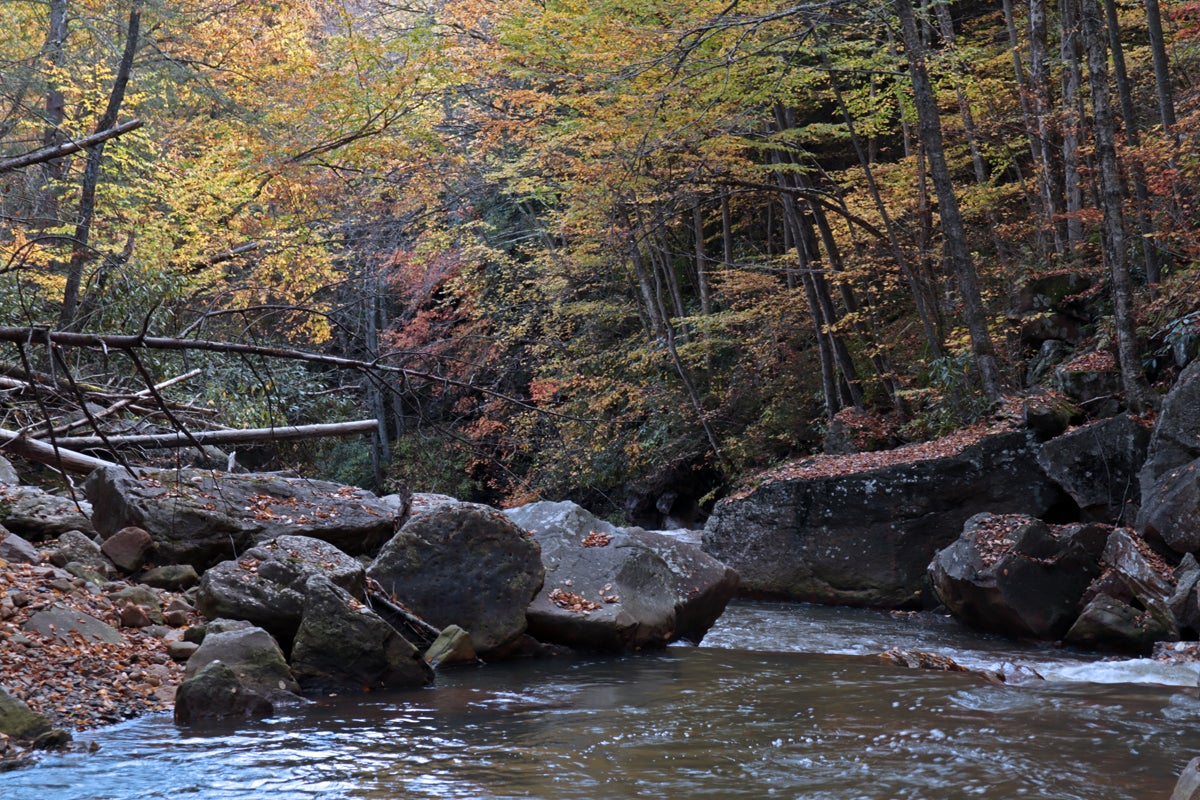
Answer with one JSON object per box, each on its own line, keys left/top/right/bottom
{"left": 2, "top": 0, "right": 1199, "bottom": 519}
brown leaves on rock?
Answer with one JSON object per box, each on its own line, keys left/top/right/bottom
{"left": 581, "top": 530, "right": 611, "bottom": 547}
{"left": 730, "top": 397, "right": 1027, "bottom": 500}
{"left": 880, "top": 648, "right": 968, "bottom": 672}
{"left": 548, "top": 587, "right": 602, "bottom": 613}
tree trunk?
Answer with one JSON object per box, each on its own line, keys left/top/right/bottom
{"left": 817, "top": 80, "right": 944, "bottom": 358}
{"left": 59, "top": 2, "right": 141, "bottom": 330}
{"left": 1080, "top": 0, "right": 1152, "bottom": 410}
{"left": 1061, "top": 0, "right": 1085, "bottom": 251}
{"left": 1102, "top": 0, "right": 1161, "bottom": 287}
{"left": 896, "top": 0, "right": 1003, "bottom": 401}
{"left": 1144, "top": 0, "right": 1177, "bottom": 136}
{"left": 998, "top": 0, "right": 1050, "bottom": 258}
{"left": 1028, "top": 0, "right": 1066, "bottom": 256}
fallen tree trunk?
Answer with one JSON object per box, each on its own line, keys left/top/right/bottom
{"left": 0, "top": 428, "right": 118, "bottom": 474}
{"left": 48, "top": 419, "right": 379, "bottom": 449}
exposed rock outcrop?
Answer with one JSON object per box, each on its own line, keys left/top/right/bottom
{"left": 704, "top": 430, "right": 1069, "bottom": 607}
{"left": 1036, "top": 414, "right": 1151, "bottom": 523}
{"left": 1140, "top": 359, "right": 1200, "bottom": 494}
{"left": 86, "top": 467, "right": 398, "bottom": 570}
{"left": 1137, "top": 456, "right": 1200, "bottom": 556}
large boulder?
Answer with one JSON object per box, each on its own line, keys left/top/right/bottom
{"left": 182, "top": 621, "right": 300, "bottom": 701}
{"left": 1137, "top": 456, "right": 1200, "bottom": 555}
{"left": 1037, "top": 414, "right": 1152, "bottom": 523}
{"left": 86, "top": 466, "right": 398, "bottom": 570}
{"left": 195, "top": 535, "right": 365, "bottom": 643}
{"left": 928, "top": 514, "right": 1106, "bottom": 639}
{"left": 1140, "top": 359, "right": 1200, "bottom": 494}
{"left": 703, "top": 430, "right": 1070, "bottom": 607}
{"left": 506, "top": 501, "right": 738, "bottom": 651}
{"left": 0, "top": 484, "right": 94, "bottom": 539}
{"left": 174, "top": 661, "right": 274, "bottom": 725}
{"left": 368, "top": 505, "right": 543, "bottom": 656}
{"left": 290, "top": 576, "right": 434, "bottom": 694}
{"left": 1063, "top": 529, "right": 1179, "bottom": 653}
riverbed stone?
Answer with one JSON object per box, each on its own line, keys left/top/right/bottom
{"left": 0, "top": 688, "right": 52, "bottom": 741}
{"left": 928, "top": 514, "right": 1106, "bottom": 639}
{"left": 1036, "top": 414, "right": 1151, "bottom": 523}
{"left": 86, "top": 466, "right": 398, "bottom": 571}
{"left": 368, "top": 505, "right": 543, "bottom": 656}
{"left": 195, "top": 535, "right": 366, "bottom": 643}
{"left": 100, "top": 526, "right": 154, "bottom": 573}
{"left": 0, "top": 527, "right": 39, "bottom": 564}
{"left": 704, "top": 430, "right": 1070, "bottom": 608}
{"left": 22, "top": 604, "right": 121, "bottom": 644}
{"left": 183, "top": 622, "right": 300, "bottom": 700}
{"left": 139, "top": 564, "right": 200, "bottom": 591}
{"left": 504, "top": 501, "right": 710, "bottom": 651}
{"left": 1064, "top": 592, "right": 1177, "bottom": 654}
{"left": 290, "top": 575, "right": 433, "bottom": 694}
{"left": 425, "top": 625, "right": 478, "bottom": 668}
{"left": 174, "top": 661, "right": 274, "bottom": 725}
{"left": 49, "top": 530, "right": 111, "bottom": 576}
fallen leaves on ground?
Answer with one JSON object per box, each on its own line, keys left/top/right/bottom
{"left": 0, "top": 556, "right": 197, "bottom": 732}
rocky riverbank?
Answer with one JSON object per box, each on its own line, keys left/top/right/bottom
{"left": 1, "top": 470, "right": 738, "bottom": 769}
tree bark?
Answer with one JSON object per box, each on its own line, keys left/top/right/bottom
{"left": 1060, "top": 0, "right": 1085, "bottom": 250}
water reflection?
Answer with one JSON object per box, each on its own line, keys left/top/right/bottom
{"left": 1, "top": 601, "right": 1194, "bottom": 800}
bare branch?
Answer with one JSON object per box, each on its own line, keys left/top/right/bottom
{"left": 0, "top": 119, "right": 144, "bottom": 175}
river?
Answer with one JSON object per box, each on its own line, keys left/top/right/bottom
{"left": 2, "top": 600, "right": 1197, "bottom": 799}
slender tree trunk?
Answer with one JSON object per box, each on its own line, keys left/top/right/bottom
{"left": 896, "top": 0, "right": 1003, "bottom": 400}
{"left": 818, "top": 79, "right": 944, "bottom": 358}
{"left": 1080, "top": 0, "right": 1152, "bottom": 410}
{"left": 60, "top": 2, "right": 141, "bottom": 330}
{"left": 1000, "top": 0, "right": 1052, "bottom": 257}
{"left": 1061, "top": 0, "right": 1086, "bottom": 250}
{"left": 1103, "top": 0, "right": 1161, "bottom": 287}
{"left": 1029, "top": 0, "right": 1066, "bottom": 256}
{"left": 1144, "top": 0, "right": 1177, "bottom": 136}
{"left": 38, "top": 0, "right": 69, "bottom": 220}
{"left": 933, "top": 1, "right": 1008, "bottom": 260}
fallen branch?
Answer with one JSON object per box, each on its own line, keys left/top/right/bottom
{"left": 31, "top": 368, "right": 203, "bottom": 438}
{"left": 0, "top": 327, "right": 573, "bottom": 419}
{"left": 0, "top": 119, "right": 144, "bottom": 175}
{"left": 49, "top": 419, "right": 379, "bottom": 449}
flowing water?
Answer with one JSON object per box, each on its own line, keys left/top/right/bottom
{"left": 3, "top": 600, "right": 1198, "bottom": 800}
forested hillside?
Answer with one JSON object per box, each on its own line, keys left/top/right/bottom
{"left": 2, "top": 0, "right": 1198, "bottom": 520}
